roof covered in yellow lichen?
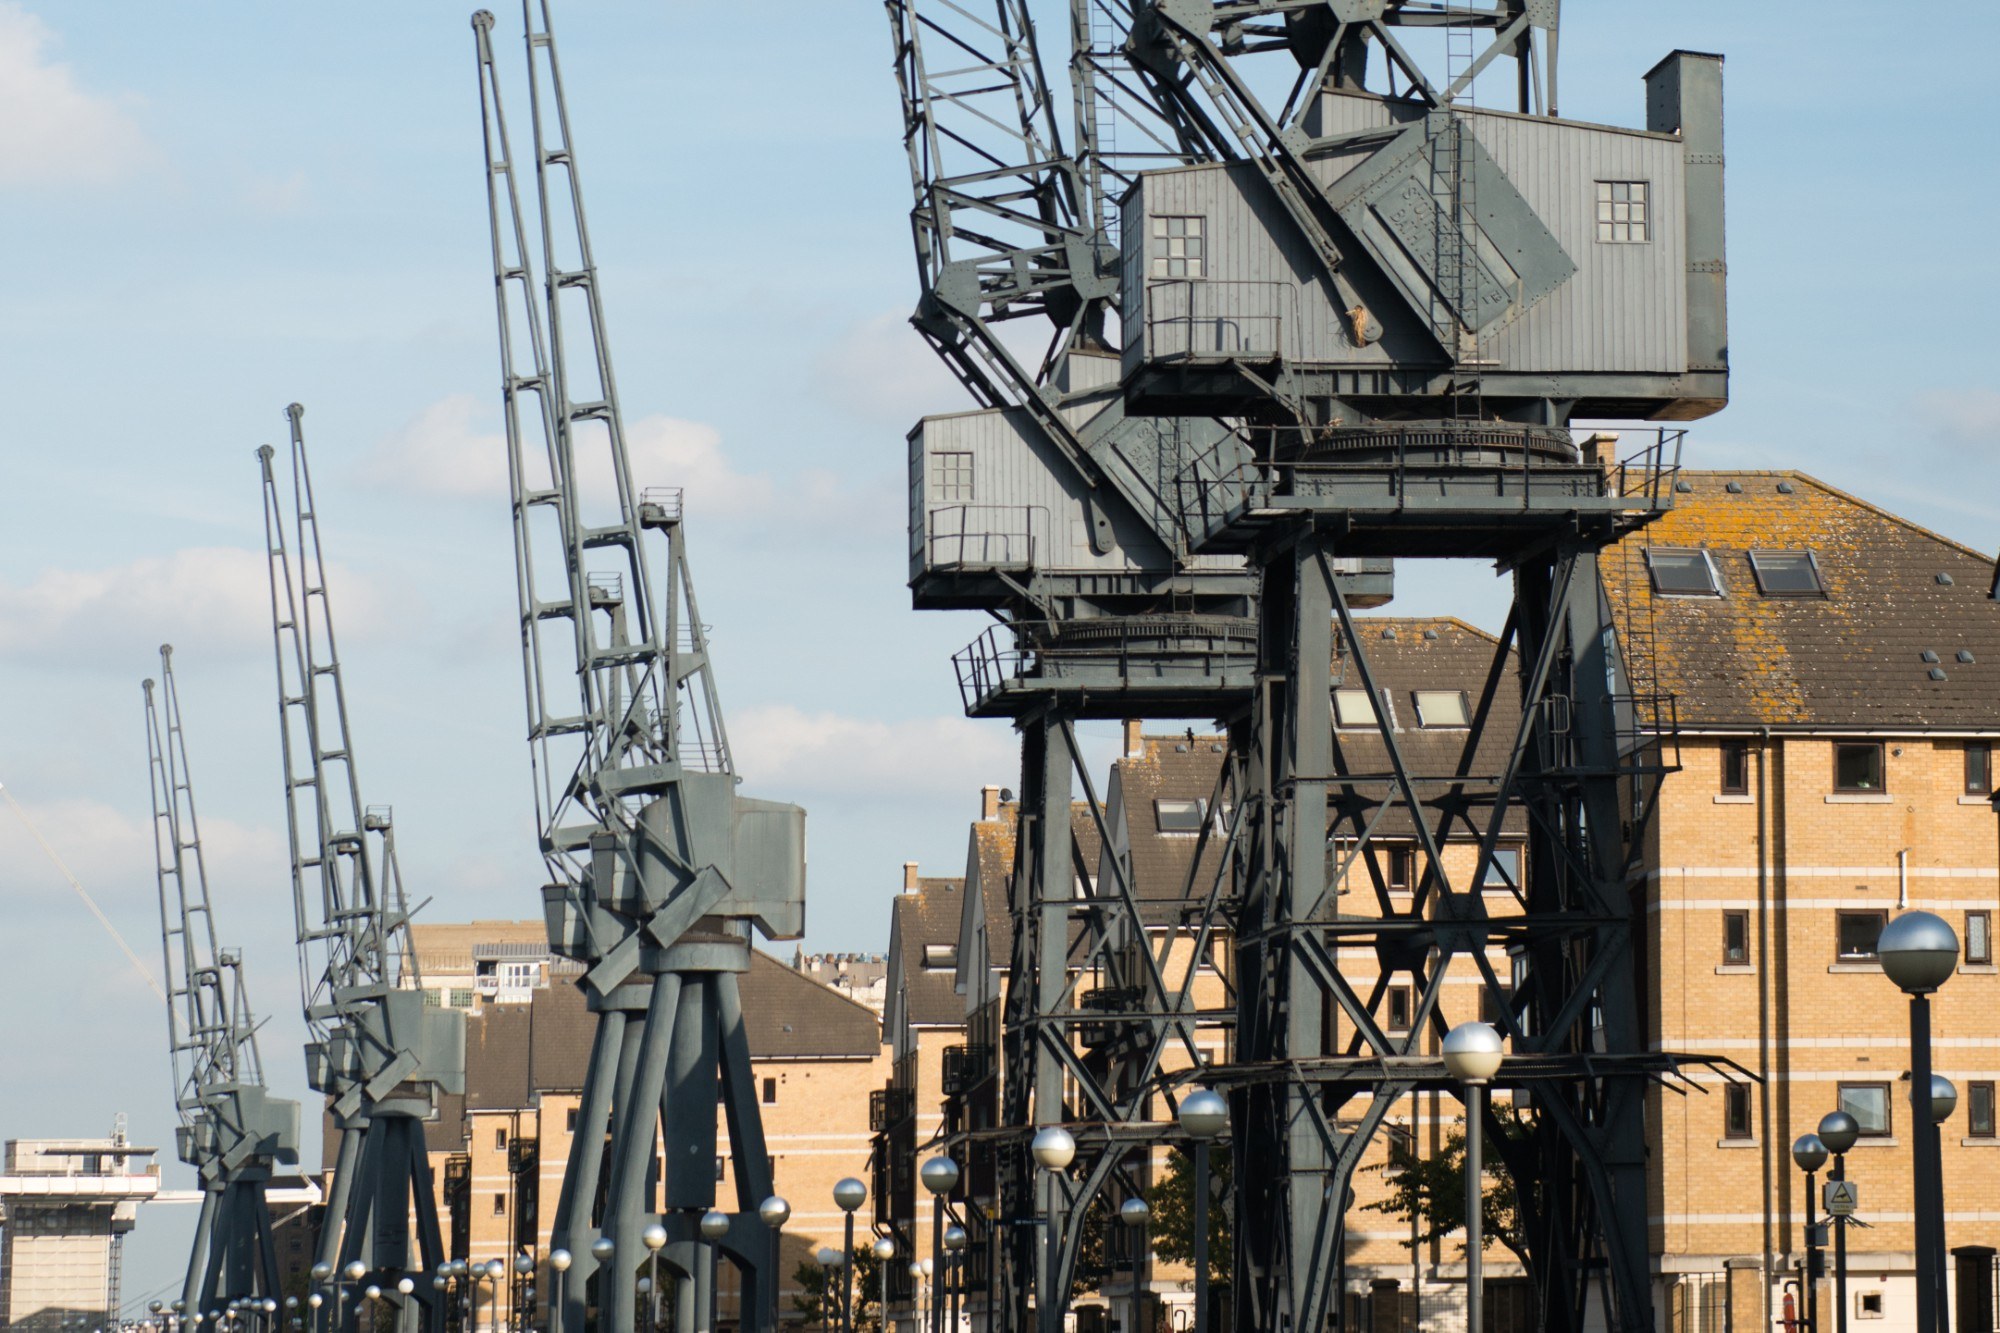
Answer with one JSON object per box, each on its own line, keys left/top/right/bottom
{"left": 1603, "top": 471, "right": 2000, "bottom": 729}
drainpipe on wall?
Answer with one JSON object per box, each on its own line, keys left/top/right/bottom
{"left": 1898, "top": 847, "right": 1910, "bottom": 910}
{"left": 1756, "top": 728, "right": 1776, "bottom": 1329}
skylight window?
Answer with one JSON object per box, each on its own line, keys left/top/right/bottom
{"left": 1644, "top": 548, "right": 1721, "bottom": 597}
{"left": 1747, "top": 549, "right": 1825, "bottom": 597}
{"left": 1413, "top": 690, "right": 1470, "bottom": 728}
{"left": 1333, "top": 688, "right": 1388, "bottom": 728}
{"left": 923, "top": 944, "right": 958, "bottom": 970}
{"left": 1155, "top": 798, "right": 1207, "bottom": 833}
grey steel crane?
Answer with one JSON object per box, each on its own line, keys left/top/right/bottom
{"left": 261, "top": 406, "right": 465, "bottom": 1331}
{"left": 472, "top": 7, "right": 805, "bottom": 1332}
{"left": 881, "top": 3, "right": 1734, "bottom": 1331}
{"left": 146, "top": 645, "right": 302, "bottom": 1319}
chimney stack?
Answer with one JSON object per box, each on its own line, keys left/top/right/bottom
{"left": 902, "top": 861, "right": 921, "bottom": 893}
{"left": 1122, "top": 718, "right": 1144, "bottom": 757}
{"left": 981, "top": 784, "right": 1002, "bottom": 820}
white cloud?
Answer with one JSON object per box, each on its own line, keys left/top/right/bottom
{"left": 0, "top": 3, "right": 151, "bottom": 187}
{"left": 813, "top": 310, "right": 975, "bottom": 428}
{"left": 367, "top": 395, "right": 778, "bottom": 519}
{"left": 728, "top": 705, "right": 1017, "bottom": 801}
{"left": 0, "top": 546, "right": 388, "bottom": 666}
{"left": 1915, "top": 388, "right": 2000, "bottom": 450}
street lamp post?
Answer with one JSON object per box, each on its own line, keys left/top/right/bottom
{"left": 641, "top": 1224, "right": 668, "bottom": 1333}
{"left": 1030, "top": 1128, "right": 1076, "bottom": 1333}
{"left": 310, "top": 1266, "right": 332, "bottom": 1333}
{"left": 546, "top": 1250, "right": 570, "bottom": 1333}
{"left": 760, "top": 1196, "right": 792, "bottom": 1333}
{"left": 833, "top": 1179, "right": 868, "bottom": 1333}
{"left": 702, "top": 1209, "right": 732, "bottom": 1333}
{"left": 1793, "top": 1134, "right": 1829, "bottom": 1333}
{"left": 1118, "top": 1197, "right": 1149, "bottom": 1333}
{"left": 1879, "top": 910, "right": 1959, "bottom": 1333}
{"left": 815, "top": 1249, "right": 841, "bottom": 1333}
{"left": 1929, "top": 1075, "right": 1959, "bottom": 1333}
{"left": 871, "top": 1237, "right": 896, "bottom": 1333}
{"left": 1818, "top": 1110, "right": 1860, "bottom": 1333}
{"left": 941, "top": 1226, "right": 966, "bottom": 1333}
{"left": 920, "top": 1158, "right": 960, "bottom": 1333}
{"left": 1442, "top": 1023, "right": 1505, "bottom": 1333}
{"left": 1176, "top": 1091, "right": 1227, "bottom": 1333}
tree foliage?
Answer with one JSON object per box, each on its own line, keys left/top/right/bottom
{"left": 1143, "top": 1146, "right": 1233, "bottom": 1285}
{"left": 1362, "top": 1103, "right": 1530, "bottom": 1269}
{"left": 792, "top": 1248, "right": 882, "bottom": 1330}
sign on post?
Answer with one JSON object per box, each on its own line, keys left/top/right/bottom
{"left": 1824, "top": 1179, "right": 1860, "bottom": 1217}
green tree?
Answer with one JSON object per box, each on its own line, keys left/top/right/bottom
{"left": 1362, "top": 1105, "right": 1530, "bottom": 1270}
{"left": 792, "top": 1249, "right": 882, "bottom": 1330}
{"left": 1143, "top": 1147, "right": 1233, "bottom": 1285}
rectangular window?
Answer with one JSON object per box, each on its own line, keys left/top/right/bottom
{"left": 1332, "top": 688, "right": 1386, "bottom": 729}
{"left": 424, "top": 988, "right": 443, "bottom": 1008}
{"left": 1720, "top": 741, "right": 1750, "bottom": 795}
{"left": 494, "top": 1128, "right": 506, "bottom": 1152}
{"left": 1413, "top": 690, "right": 1470, "bottom": 728}
{"left": 1723, "top": 1083, "right": 1753, "bottom": 1140}
{"left": 1644, "top": 547, "right": 1721, "bottom": 597}
{"left": 1595, "top": 180, "right": 1650, "bottom": 243}
{"left": 1967, "top": 742, "right": 1992, "bottom": 797}
{"left": 1837, "top": 1083, "right": 1891, "bottom": 1138}
{"left": 762, "top": 1077, "right": 778, "bottom": 1106}
{"left": 1384, "top": 846, "right": 1413, "bottom": 892}
{"left": 450, "top": 988, "right": 475, "bottom": 1009}
{"left": 1385, "top": 986, "right": 1412, "bottom": 1034}
{"left": 1479, "top": 847, "right": 1522, "bottom": 893}
{"left": 1722, "top": 911, "right": 1750, "bottom": 966}
{"left": 1480, "top": 985, "right": 1513, "bottom": 1029}
{"left": 1970, "top": 1082, "right": 1996, "bottom": 1139}
{"left": 1836, "top": 910, "right": 1888, "bottom": 961}
{"left": 566, "top": 1108, "right": 578, "bottom": 1133}
{"left": 492, "top": 1192, "right": 506, "bottom": 1216}
{"left": 1154, "top": 797, "right": 1207, "bottom": 832}
{"left": 1834, "top": 742, "right": 1885, "bottom": 792}
{"left": 1747, "top": 550, "right": 1825, "bottom": 597}
{"left": 923, "top": 943, "right": 959, "bottom": 970}
{"left": 931, "top": 452, "right": 973, "bottom": 504}
{"left": 1149, "top": 215, "right": 1205, "bottom": 279}
{"left": 1967, "top": 911, "right": 1993, "bottom": 966}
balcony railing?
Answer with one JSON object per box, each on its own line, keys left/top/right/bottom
{"left": 952, "top": 616, "right": 1259, "bottom": 714}
{"left": 941, "top": 1043, "right": 994, "bottom": 1098}
{"left": 1142, "top": 279, "right": 1301, "bottom": 363}
{"left": 922, "top": 505, "right": 1049, "bottom": 572}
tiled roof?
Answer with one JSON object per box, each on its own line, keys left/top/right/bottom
{"left": 737, "top": 949, "right": 882, "bottom": 1058}
{"left": 975, "top": 804, "right": 1102, "bottom": 960}
{"left": 1112, "top": 736, "right": 1230, "bottom": 907}
{"left": 1602, "top": 471, "right": 2000, "bottom": 729}
{"left": 891, "top": 879, "right": 967, "bottom": 1028}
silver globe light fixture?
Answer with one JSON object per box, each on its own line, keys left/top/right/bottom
{"left": 816, "top": 1247, "right": 841, "bottom": 1269}
{"left": 393, "top": 1281, "right": 412, "bottom": 1298}
{"left": 941, "top": 1225, "right": 967, "bottom": 1252}
{"left": 589, "top": 1238, "right": 615, "bottom": 1262}
{"left": 1817, "top": 1111, "right": 1860, "bottom": 1155}
{"left": 1441, "top": 1021, "right": 1505, "bottom": 1084}
{"left": 311, "top": 1263, "right": 332, "bottom": 1283}
{"left": 920, "top": 1157, "right": 960, "bottom": 1196}
{"left": 1176, "top": 1090, "right": 1227, "bottom": 1140}
{"left": 451, "top": 1259, "right": 470, "bottom": 1278}
{"left": 514, "top": 1253, "right": 535, "bottom": 1277}
{"left": 1030, "top": 1126, "right": 1076, "bottom": 1171}
{"left": 642, "top": 1223, "right": 669, "bottom": 1253}
{"left": 431, "top": 1279, "right": 447, "bottom": 1292}
{"left": 344, "top": 1262, "right": 368, "bottom": 1283}
{"left": 550, "top": 1249, "right": 572, "bottom": 1273}
{"left": 1119, "top": 1197, "right": 1150, "bottom": 1228}
{"left": 1879, "top": 911, "right": 1959, "bottom": 995}
{"left": 1791, "top": 1134, "right": 1827, "bottom": 1173}
{"left": 833, "top": 1177, "right": 868, "bottom": 1213}
{"left": 1931, "top": 1073, "right": 1958, "bottom": 1123}
{"left": 305, "top": 1297, "right": 321, "bottom": 1312}
{"left": 636, "top": 1277, "right": 652, "bottom": 1295}
{"left": 264, "top": 1299, "right": 279, "bottom": 1314}
{"left": 363, "top": 1287, "right": 380, "bottom": 1302}
{"left": 759, "top": 1196, "right": 792, "bottom": 1227}
{"left": 1443, "top": 1022, "right": 1505, "bottom": 1333}
{"left": 872, "top": 1237, "right": 895, "bottom": 1261}
{"left": 701, "top": 1209, "right": 731, "bottom": 1241}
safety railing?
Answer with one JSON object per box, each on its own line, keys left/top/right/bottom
{"left": 1143, "top": 279, "right": 1301, "bottom": 364}
{"left": 922, "top": 504, "right": 1050, "bottom": 572}
{"left": 952, "top": 616, "right": 1260, "bottom": 713}
{"left": 1173, "top": 424, "right": 1687, "bottom": 538}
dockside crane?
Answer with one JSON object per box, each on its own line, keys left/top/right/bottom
{"left": 471, "top": 8, "right": 806, "bottom": 1333}
{"left": 145, "top": 645, "right": 302, "bottom": 1320}
{"left": 260, "top": 406, "right": 465, "bottom": 1331}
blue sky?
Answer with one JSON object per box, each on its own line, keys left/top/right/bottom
{"left": 3, "top": 0, "right": 1998, "bottom": 1310}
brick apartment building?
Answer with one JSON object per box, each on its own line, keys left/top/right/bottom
{"left": 1609, "top": 471, "right": 2000, "bottom": 1331}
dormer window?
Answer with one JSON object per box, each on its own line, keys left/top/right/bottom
{"left": 1747, "top": 549, "right": 1825, "bottom": 597}
{"left": 923, "top": 944, "right": 958, "bottom": 970}
{"left": 1644, "top": 547, "right": 1721, "bottom": 597}
{"left": 1155, "top": 798, "right": 1207, "bottom": 833}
